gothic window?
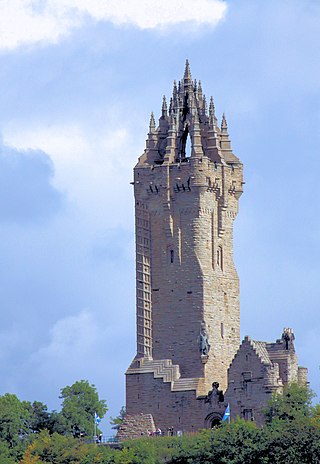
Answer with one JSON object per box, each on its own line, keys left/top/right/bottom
{"left": 221, "top": 322, "right": 224, "bottom": 338}
{"left": 170, "top": 250, "right": 174, "bottom": 263}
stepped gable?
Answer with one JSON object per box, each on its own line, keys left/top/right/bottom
{"left": 117, "top": 413, "right": 155, "bottom": 441}
{"left": 228, "top": 336, "right": 272, "bottom": 368}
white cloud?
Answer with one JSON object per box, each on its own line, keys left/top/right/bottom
{"left": 3, "top": 122, "right": 138, "bottom": 230}
{"left": 34, "top": 310, "right": 98, "bottom": 359}
{"left": 0, "top": 0, "right": 227, "bottom": 50}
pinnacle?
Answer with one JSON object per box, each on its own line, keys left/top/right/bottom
{"left": 149, "top": 112, "right": 156, "bottom": 132}
{"left": 209, "top": 97, "right": 215, "bottom": 117}
{"left": 162, "top": 95, "right": 168, "bottom": 117}
{"left": 221, "top": 112, "right": 228, "bottom": 131}
{"left": 203, "top": 95, "right": 207, "bottom": 114}
{"left": 173, "top": 80, "right": 177, "bottom": 96}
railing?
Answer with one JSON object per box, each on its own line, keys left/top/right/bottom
{"left": 86, "top": 436, "right": 120, "bottom": 445}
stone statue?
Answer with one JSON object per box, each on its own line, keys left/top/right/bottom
{"left": 205, "top": 382, "right": 224, "bottom": 404}
{"left": 199, "top": 322, "right": 211, "bottom": 355}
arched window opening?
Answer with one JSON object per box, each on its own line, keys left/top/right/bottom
{"left": 170, "top": 250, "right": 174, "bottom": 263}
{"left": 217, "top": 246, "right": 223, "bottom": 270}
{"left": 185, "top": 133, "right": 191, "bottom": 157}
{"left": 180, "top": 126, "right": 192, "bottom": 159}
{"left": 221, "top": 322, "right": 224, "bottom": 339}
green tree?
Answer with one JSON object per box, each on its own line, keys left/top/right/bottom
{"left": 0, "top": 393, "right": 32, "bottom": 462}
{"left": 21, "top": 430, "right": 117, "bottom": 464}
{"left": 0, "top": 441, "right": 16, "bottom": 464}
{"left": 0, "top": 393, "right": 30, "bottom": 447}
{"left": 110, "top": 406, "right": 126, "bottom": 430}
{"left": 311, "top": 403, "right": 320, "bottom": 428}
{"left": 23, "top": 401, "right": 51, "bottom": 434}
{"left": 264, "top": 383, "right": 314, "bottom": 424}
{"left": 59, "top": 380, "right": 107, "bottom": 438}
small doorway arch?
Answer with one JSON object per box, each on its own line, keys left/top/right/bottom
{"left": 204, "top": 412, "right": 222, "bottom": 429}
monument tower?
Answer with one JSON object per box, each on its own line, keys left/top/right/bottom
{"left": 118, "top": 62, "right": 307, "bottom": 437}
{"left": 123, "top": 61, "right": 243, "bottom": 433}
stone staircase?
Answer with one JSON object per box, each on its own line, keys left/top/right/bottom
{"left": 117, "top": 413, "right": 155, "bottom": 441}
{"left": 126, "top": 357, "right": 203, "bottom": 395}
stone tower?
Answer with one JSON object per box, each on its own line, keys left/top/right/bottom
{"left": 124, "top": 61, "right": 243, "bottom": 433}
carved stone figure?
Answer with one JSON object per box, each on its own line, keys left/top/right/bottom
{"left": 205, "top": 382, "right": 224, "bottom": 404}
{"left": 199, "top": 322, "right": 211, "bottom": 355}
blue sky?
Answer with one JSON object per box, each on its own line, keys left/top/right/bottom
{"left": 0, "top": 0, "right": 319, "bottom": 432}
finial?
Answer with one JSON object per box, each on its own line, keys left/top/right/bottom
{"left": 194, "top": 79, "right": 197, "bottom": 92}
{"left": 183, "top": 59, "right": 192, "bottom": 83}
{"left": 162, "top": 95, "right": 168, "bottom": 118}
{"left": 198, "top": 80, "right": 203, "bottom": 97}
{"left": 149, "top": 112, "right": 156, "bottom": 132}
{"left": 221, "top": 113, "right": 228, "bottom": 131}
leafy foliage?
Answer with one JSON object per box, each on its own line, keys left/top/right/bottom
{"left": 59, "top": 380, "right": 107, "bottom": 438}
{"left": 264, "top": 383, "right": 314, "bottom": 424}
{"left": 1, "top": 381, "right": 320, "bottom": 463}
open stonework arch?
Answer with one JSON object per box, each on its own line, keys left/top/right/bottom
{"left": 204, "top": 412, "right": 223, "bottom": 429}
{"left": 179, "top": 123, "right": 192, "bottom": 159}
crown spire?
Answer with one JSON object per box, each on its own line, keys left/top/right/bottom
{"left": 183, "top": 59, "right": 192, "bottom": 85}
{"left": 141, "top": 62, "right": 240, "bottom": 166}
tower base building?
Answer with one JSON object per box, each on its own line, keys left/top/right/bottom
{"left": 118, "top": 63, "right": 307, "bottom": 439}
